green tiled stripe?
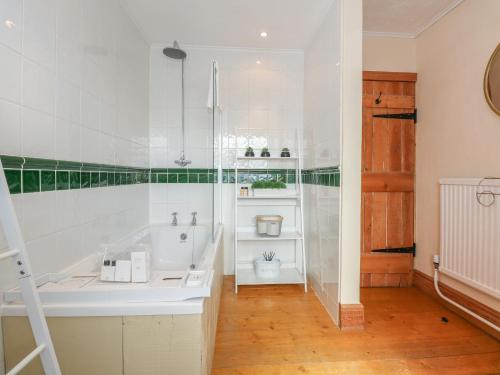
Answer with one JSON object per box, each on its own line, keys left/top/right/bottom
{"left": 1, "top": 155, "right": 340, "bottom": 195}
{"left": 1, "top": 155, "right": 153, "bottom": 195}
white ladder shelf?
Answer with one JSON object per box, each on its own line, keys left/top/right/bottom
{"left": 0, "top": 160, "right": 62, "bottom": 375}
{"left": 233, "top": 131, "right": 307, "bottom": 293}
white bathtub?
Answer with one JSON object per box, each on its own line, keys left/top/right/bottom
{"left": 1, "top": 224, "right": 223, "bottom": 316}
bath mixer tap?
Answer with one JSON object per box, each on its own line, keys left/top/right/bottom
{"left": 171, "top": 212, "right": 178, "bottom": 226}
{"left": 191, "top": 212, "right": 197, "bottom": 226}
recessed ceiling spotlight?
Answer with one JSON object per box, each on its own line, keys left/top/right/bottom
{"left": 256, "top": 60, "right": 262, "bottom": 65}
{"left": 5, "top": 20, "right": 16, "bottom": 29}
{"left": 260, "top": 31, "right": 268, "bottom": 38}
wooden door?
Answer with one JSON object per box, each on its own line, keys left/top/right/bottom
{"left": 361, "top": 71, "right": 417, "bottom": 287}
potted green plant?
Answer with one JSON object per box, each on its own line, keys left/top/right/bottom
{"left": 254, "top": 251, "right": 280, "bottom": 279}
{"left": 280, "top": 147, "right": 291, "bottom": 157}
{"left": 251, "top": 179, "right": 287, "bottom": 197}
{"left": 245, "top": 147, "right": 255, "bottom": 157}
{"left": 260, "top": 147, "right": 271, "bottom": 157}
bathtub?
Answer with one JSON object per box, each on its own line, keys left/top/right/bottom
{"left": 1, "top": 223, "right": 223, "bottom": 316}
{"left": 2, "top": 224, "right": 224, "bottom": 375}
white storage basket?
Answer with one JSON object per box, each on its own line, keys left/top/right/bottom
{"left": 256, "top": 215, "right": 283, "bottom": 236}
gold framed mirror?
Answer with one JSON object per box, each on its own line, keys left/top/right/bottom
{"left": 484, "top": 43, "right": 500, "bottom": 116}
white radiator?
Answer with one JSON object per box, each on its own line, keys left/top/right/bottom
{"left": 440, "top": 178, "right": 500, "bottom": 299}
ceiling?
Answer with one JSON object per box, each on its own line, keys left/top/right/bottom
{"left": 363, "top": 0, "right": 464, "bottom": 37}
{"left": 121, "top": 0, "right": 335, "bottom": 49}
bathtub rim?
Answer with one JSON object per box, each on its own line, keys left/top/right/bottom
{"left": 0, "top": 226, "right": 223, "bottom": 317}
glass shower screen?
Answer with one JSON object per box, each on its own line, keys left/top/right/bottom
{"left": 210, "top": 61, "right": 222, "bottom": 241}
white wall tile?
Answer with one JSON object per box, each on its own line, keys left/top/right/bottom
{"left": 23, "top": 0, "right": 56, "bottom": 69}
{"left": 0, "top": 0, "right": 150, "bottom": 306}
{"left": 55, "top": 118, "right": 80, "bottom": 161}
{"left": 22, "top": 107, "right": 55, "bottom": 159}
{"left": 56, "top": 36, "right": 82, "bottom": 85}
{"left": 100, "top": 102, "right": 117, "bottom": 136}
{"left": 22, "top": 58, "right": 55, "bottom": 114}
{"left": 54, "top": 189, "right": 81, "bottom": 231}
{"left": 150, "top": 127, "right": 167, "bottom": 148}
{"left": 99, "top": 132, "right": 115, "bottom": 165}
{"left": 0, "top": 44, "right": 22, "bottom": 103}
{"left": 0, "top": 0, "right": 23, "bottom": 52}
{"left": 81, "top": 90, "right": 99, "bottom": 130}
{"left": 150, "top": 202, "right": 169, "bottom": 224}
{"left": 21, "top": 191, "right": 57, "bottom": 241}
{"left": 0, "top": 99, "right": 21, "bottom": 155}
{"left": 80, "top": 125, "right": 101, "bottom": 163}
{"left": 56, "top": 78, "right": 81, "bottom": 123}
{"left": 55, "top": 0, "right": 81, "bottom": 44}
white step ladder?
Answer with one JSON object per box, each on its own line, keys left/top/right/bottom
{"left": 233, "top": 129, "right": 308, "bottom": 293}
{"left": 0, "top": 160, "right": 61, "bottom": 375}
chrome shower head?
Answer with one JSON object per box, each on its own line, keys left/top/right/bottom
{"left": 163, "top": 41, "right": 187, "bottom": 60}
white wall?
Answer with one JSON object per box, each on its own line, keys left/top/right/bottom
{"left": 363, "top": 35, "right": 416, "bottom": 72}
{"left": 415, "top": 0, "right": 500, "bottom": 310}
{"left": 0, "top": 0, "right": 149, "bottom": 370}
{"left": 148, "top": 46, "right": 304, "bottom": 273}
{"left": 339, "top": 0, "right": 362, "bottom": 307}
{"left": 303, "top": 1, "right": 342, "bottom": 322}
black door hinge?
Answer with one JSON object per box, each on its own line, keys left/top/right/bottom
{"left": 372, "top": 243, "right": 416, "bottom": 257}
{"left": 373, "top": 109, "right": 417, "bottom": 124}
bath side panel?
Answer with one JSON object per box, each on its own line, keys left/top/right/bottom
{"left": 123, "top": 314, "right": 203, "bottom": 375}
{"left": 2, "top": 316, "right": 123, "bottom": 375}
{"left": 202, "top": 237, "right": 224, "bottom": 374}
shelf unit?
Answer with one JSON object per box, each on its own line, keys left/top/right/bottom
{"left": 234, "top": 136, "right": 307, "bottom": 293}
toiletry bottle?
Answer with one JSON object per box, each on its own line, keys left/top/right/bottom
{"left": 115, "top": 260, "right": 132, "bottom": 282}
{"left": 100, "top": 260, "right": 115, "bottom": 281}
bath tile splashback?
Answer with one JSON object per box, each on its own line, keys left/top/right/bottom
{"left": 149, "top": 45, "right": 305, "bottom": 273}
{"left": 149, "top": 46, "right": 304, "bottom": 170}
{"left": 0, "top": 0, "right": 150, "bottom": 317}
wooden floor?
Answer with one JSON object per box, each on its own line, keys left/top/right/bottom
{"left": 212, "top": 277, "right": 500, "bottom": 374}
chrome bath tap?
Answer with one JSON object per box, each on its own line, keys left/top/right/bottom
{"left": 191, "top": 212, "right": 197, "bottom": 226}
{"left": 171, "top": 212, "right": 178, "bottom": 226}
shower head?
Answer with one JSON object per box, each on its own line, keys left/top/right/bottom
{"left": 163, "top": 41, "right": 187, "bottom": 60}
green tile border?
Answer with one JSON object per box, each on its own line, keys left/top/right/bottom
{"left": 0, "top": 155, "right": 154, "bottom": 194}
{"left": 22, "top": 170, "right": 40, "bottom": 193}
{"left": 1, "top": 155, "right": 340, "bottom": 194}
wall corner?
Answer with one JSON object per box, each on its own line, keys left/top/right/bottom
{"left": 339, "top": 0, "right": 363, "bottom": 307}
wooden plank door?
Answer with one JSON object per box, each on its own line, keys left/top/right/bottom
{"left": 361, "top": 71, "right": 417, "bottom": 287}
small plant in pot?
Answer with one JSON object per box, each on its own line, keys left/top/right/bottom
{"left": 280, "top": 147, "right": 291, "bottom": 157}
{"left": 254, "top": 251, "right": 280, "bottom": 279}
{"left": 251, "top": 179, "right": 287, "bottom": 197}
{"left": 245, "top": 147, "right": 255, "bottom": 157}
{"left": 260, "top": 147, "right": 271, "bottom": 157}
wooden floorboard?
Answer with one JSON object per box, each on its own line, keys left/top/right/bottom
{"left": 212, "top": 277, "right": 500, "bottom": 374}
